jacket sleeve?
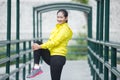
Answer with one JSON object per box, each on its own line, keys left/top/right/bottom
{"left": 41, "top": 27, "right": 71, "bottom": 49}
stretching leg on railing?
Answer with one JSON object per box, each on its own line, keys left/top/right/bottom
{"left": 27, "top": 41, "right": 66, "bottom": 80}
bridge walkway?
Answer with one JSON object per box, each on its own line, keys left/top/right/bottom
{"left": 26, "top": 60, "right": 92, "bottom": 80}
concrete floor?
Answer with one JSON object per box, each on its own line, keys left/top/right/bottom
{"left": 26, "top": 60, "right": 92, "bottom": 80}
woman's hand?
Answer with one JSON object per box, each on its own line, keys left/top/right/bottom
{"left": 32, "top": 43, "right": 41, "bottom": 50}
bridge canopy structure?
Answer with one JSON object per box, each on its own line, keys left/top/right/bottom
{"left": 32, "top": 2, "right": 92, "bottom": 40}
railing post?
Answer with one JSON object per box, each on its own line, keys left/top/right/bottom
{"left": 37, "top": 11, "right": 39, "bottom": 38}
{"left": 6, "top": 0, "right": 11, "bottom": 80}
{"left": 33, "top": 7, "right": 35, "bottom": 38}
{"left": 28, "top": 41, "right": 32, "bottom": 73}
{"left": 111, "top": 47, "right": 117, "bottom": 80}
{"left": 40, "top": 13, "right": 42, "bottom": 41}
{"left": 87, "top": 7, "right": 93, "bottom": 79}
{"left": 95, "top": 0, "right": 101, "bottom": 79}
{"left": 99, "top": 0, "right": 104, "bottom": 75}
{"left": 23, "top": 42, "right": 26, "bottom": 80}
{"left": 104, "top": 0, "right": 110, "bottom": 80}
{"left": 16, "top": 0, "right": 20, "bottom": 80}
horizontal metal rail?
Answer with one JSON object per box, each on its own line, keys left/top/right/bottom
{"left": 88, "top": 38, "right": 120, "bottom": 49}
{"left": 88, "top": 37, "right": 120, "bottom": 80}
{"left": 0, "top": 39, "right": 34, "bottom": 80}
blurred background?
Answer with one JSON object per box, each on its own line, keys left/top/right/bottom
{"left": 0, "top": 0, "right": 120, "bottom": 59}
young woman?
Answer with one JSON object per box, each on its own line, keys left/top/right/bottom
{"left": 27, "top": 9, "right": 73, "bottom": 80}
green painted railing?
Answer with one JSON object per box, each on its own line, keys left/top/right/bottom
{"left": 0, "top": 0, "right": 34, "bottom": 80}
{"left": 0, "top": 40, "right": 33, "bottom": 80}
{"left": 87, "top": 0, "right": 120, "bottom": 80}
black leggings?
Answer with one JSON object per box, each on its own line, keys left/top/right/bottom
{"left": 33, "top": 41, "right": 66, "bottom": 80}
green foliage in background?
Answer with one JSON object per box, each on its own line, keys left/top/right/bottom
{"left": 66, "top": 25, "right": 88, "bottom": 60}
{"left": 72, "top": 0, "right": 89, "bottom": 4}
{"left": 66, "top": 53, "right": 87, "bottom": 60}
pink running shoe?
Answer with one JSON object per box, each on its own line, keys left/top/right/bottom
{"left": 27, "top": 68, "right": 43, "bottom": 78}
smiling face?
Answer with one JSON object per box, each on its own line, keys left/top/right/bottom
{"left": 57, "top": 11, "right": 68, "bottom": 24}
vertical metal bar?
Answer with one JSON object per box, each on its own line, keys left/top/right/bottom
{"left": 87, "top": 8, "right": 92, "bottom": 47}
{"left": 6, "top": 0, "right": 11, "bottom": 80}
{"left": 93, "top": 43, "right": 96, "bottom": 80}
{"left": 99, "top": 0, "right": 104, "bottom": 74}
{"left": 111, "top": 47, "right": 117, "bottom": 80}
{"left": 93, "top": 69, "right": 95, "bottom": 80}
{"left": 16, "top": 0, "right": 20, "bottom": 80}
{"left": 96, "top": 0, "right": 100, "bottom": 64}
{"left": 104, "top": 47, "right": 109, "bottom": 80}
{"left": 95, "top": 1, "right": 100, "bottom": 79}
{"left": 104, "top": 0, "right": 110, "bottom": 40}
{"left": 37, "top": 11, "right": 39, "bottom": 38}
{"left": 87, "top": 7, "right": 93, "bottom": 80}
{"left": 96, "top": 0, "right": 100, "bottom": 41}
{"left": 23, "top": 42, "right": 26, "bottom": 80}
{"left": 87, "top": 8, "right": 92, "bottom": 70}
{"left": 104, "top": 0, "right": 110, "bottom": 80}
{"left": 33, "top": 7, "right": 35, "bottom": 38}
{"left": 28, "top": 41, "right": 32, "bottom": 73}
{"left": 40, "top": 13, "right": 42, "bottom": 42}
{"left": 39, "top": 13, "right": 43, "bottom": 63}
{"left": 16, "top": 0, "right": 20, "bottom": 40}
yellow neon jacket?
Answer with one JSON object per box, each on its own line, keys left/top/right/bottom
{"left": 41, "top": 23, "right": 73, "bottom": 56}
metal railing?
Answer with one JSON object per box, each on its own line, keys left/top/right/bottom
{"left": 0, "top": 40, "right": 33, "bottom": 80}
{"left": 88, "top": 38, "right": 120, "bottom": 80}
{"left": 87, "top": 0, "right": 120, "bottom": 80}
{"left": 0, "top": 0, "right": 35, "bottom": 80}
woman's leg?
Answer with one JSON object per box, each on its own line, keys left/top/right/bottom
{"left": 40, "top": 49, "right": 50, "bottom": 65}
{"left": 33, "top": 40, "right": 43, "bottom": 66}
{"left": 33, "top": 49, "right": 41, "bottom": 65}
{"left": 27, "top": 41, "right": 50, "bottom": 78}
{"left": 34, "top": 49, "right": 50, "bottom": 66}
{"left": 33, "top": 40, "right": 50, "bottom": 66}
{"left": 50, "top": 55, "right": 66, "bottom": 80}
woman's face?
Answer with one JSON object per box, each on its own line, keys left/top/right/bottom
{"left": 57, "top": 12, "right": 68, "bottom": 24}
